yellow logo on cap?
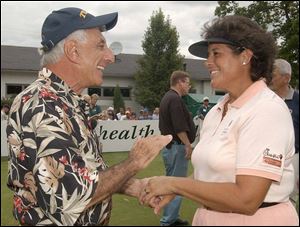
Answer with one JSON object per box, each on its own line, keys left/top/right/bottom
{"left": 79, "top": 10, "right": 87, "bottom": 19}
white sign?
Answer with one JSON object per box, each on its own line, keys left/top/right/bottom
{"left": 94, "top": 119, "right": 201, "bottom": 152}
{"left": 1, "top": 119, "right": 201, "bottom": 155}
{"left": 94, "top": 120, "right": 160, "bottom": 152}
{"left": 1, "top": 120, "right": 8, "bottom": 156}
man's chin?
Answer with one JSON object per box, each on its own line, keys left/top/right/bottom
{"left": 85, "top": 80, "right": 102, "bottom": 89}
{"left": 94, "top": 73, "right": 103, "bottom": 86}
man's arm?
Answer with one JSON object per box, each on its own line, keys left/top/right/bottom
{"left": 85, "top": 135, "right": 172, "bottom": 209}
{"left": 118, "top": 178, "right": 149, "bottom": 198}
{"left": 177, "top": 131, "right": 192, "bottom": 159}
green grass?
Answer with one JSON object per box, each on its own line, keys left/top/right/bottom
{"left": 1, "top": 153, "right": 197, "bottom": 226}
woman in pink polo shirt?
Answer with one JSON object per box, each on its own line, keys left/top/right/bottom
{"left": 141, "top": 15, "right": 299, "bottom": 226}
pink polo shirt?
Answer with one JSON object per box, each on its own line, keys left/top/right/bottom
{"left": 192, "top": 80, "right": 295, "bottom": 202}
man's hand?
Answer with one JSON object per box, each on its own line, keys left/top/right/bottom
{"left": 122, "top": 177, "right": 164, "bottom": 209}
{"left": 86, "top": 135, "right": 172, "bottom": 210}
{"left": 199, "top": 114, "right": 204, "bottom": 120}
{"left": 139, "top": 176, "right": 174, "bottom": 204}
{"left": 128, "top": 135, "right": 172, "bottom": 171}
{"left": 185, "top": 144, "right": 193, "bottom": 160}
{"left": 139, "top": 176, "right": 177, "bottom": 214}
{"left": 120, "top": 177, "right": 150, "bottom": 198}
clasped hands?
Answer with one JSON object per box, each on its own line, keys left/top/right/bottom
{"left": 138, "top": 176, "right": 175, "bottom": 215}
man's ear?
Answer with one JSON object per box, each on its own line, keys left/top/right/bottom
{"left": 284, "top": 74, "right": 291, "bottom": 84}
{"left": 64, "top": 40, "right": 79, "bottom": 63}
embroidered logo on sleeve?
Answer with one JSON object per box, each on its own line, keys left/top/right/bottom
{"left": 262, "top": 148, "right": 283, "bottom": 167}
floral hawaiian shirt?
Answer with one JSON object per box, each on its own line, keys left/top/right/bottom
{"left": 6, "top": 68, "right": 112, "bottom": 226}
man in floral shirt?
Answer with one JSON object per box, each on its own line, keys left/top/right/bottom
{"left": 6, "top": 7, "right": 172, "bottom": 226}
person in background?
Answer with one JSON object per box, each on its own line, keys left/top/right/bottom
{"left": 157, "top": 70, "right": 196, "bottom": 226}
{"left": 116, "top": 107, "right": 125, "bottom": 120}
{"left": 269, "top": 58, "right": 299, "bottom": 205}
{"left": 141, "top": 15, "right": 298, "bottom": 226}
{"left": 152, "top": 107, "right": 160, "bottom": 120}
{"left": 125, "top": 106, "right": 132, "bottom": 114}
{"left": 107, "top": 106, "right": 117, "bottom": 120}
{"left": 142, "top": 108, "right": 152, "bottom": 120}
{"left": 1, "top": 104, "right": 10, "bottom": 121}
{"left": 121, "top": 110, "right": 131, "bottom": 120}
{"left": 130, "top": 112, "right": 137, "bottom": 120}
{"left": 89, "top": 93, "right": 102, "bottom": 118}
{"left": 98, "top": 110, "right": 109, "bottom": 121}
{"left": 6, "top": 7, "right": 172, "bottom": 226}
{"left": 80, "top": 94, "right": 91, "bottom": 116}
{"left": 138, "top": 109, "right": 144, "bottom": 120}
{"left": 197, "top": 96, "right": 211, "bottom": 120}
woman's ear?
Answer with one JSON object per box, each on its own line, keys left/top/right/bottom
{"left": 241, "top": 48, "right": 254, "bottom": 65}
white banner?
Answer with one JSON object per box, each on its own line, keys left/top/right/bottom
{"left": 94, "top": 119, "right": 201, "bottom": 152}
{"left": 94, "top": 120, "right": 160, "bottom": 152}
{"left": 1, "top": 120, "right": 8, "bottom": 156}
{"left": 1, "top": 119, "right": 201, "bottom": 155}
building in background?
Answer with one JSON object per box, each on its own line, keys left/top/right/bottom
{"left": 1, "top": 45, "right": 224, "bottom": 113}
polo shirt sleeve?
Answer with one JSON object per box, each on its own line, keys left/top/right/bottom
{"left": 236, "top": 100, "right": 295, "bottom": 182}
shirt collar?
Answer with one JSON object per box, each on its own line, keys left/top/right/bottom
{"left": 216, "top": 80, "right": 267, "bottom": 110}
{"left": 231, "top": 80, "right": 267, "bottom": 108}
{"left": 38, "top": 68, "right": 78, "bottom": 97}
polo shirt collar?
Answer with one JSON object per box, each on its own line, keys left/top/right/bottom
{"left": 217, "top": 80, "right": 267, "bottom": 109}
{"left": 232, "top": 80, "right": 267, "bottom": 108}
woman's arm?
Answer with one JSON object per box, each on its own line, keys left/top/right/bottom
{"left": 143, "top": 175, "right": 272, "bottom": 215}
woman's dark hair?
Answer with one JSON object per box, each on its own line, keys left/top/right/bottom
{"left": 202, "top": 15, "right": 277, "bottom": 85}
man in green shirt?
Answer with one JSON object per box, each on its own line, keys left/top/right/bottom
{"left": 197, "top": 96, "right": 211, "bottom": 120}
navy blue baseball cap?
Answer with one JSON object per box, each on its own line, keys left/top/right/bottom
{"left": 41, "top": 7, "right": 118, "bottom": 51}
{"left": 188, "top": 37, "right": 243, "bottom": 58}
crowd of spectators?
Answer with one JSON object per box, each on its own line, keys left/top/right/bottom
{"left": 79, "top": 94, "right": 159, "bottom": 121}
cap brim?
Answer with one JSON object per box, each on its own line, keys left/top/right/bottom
{"left": 188, "top": 38, "right": 238, "bottom": 58}
{"left": 84, "top": 12, "right": 118, "bottom": 31}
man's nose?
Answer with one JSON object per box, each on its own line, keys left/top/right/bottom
{"left": 104, "top": 47, "right": 115, "bottom": 64}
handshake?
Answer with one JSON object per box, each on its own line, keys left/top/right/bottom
{"left": 109, "top": 134, "right": 180, "bottom": 215}
{"left": 126, "top": 176, "right": 177, "bottom": 215}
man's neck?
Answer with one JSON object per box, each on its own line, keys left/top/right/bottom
{"left": 276, "top": 85, "right": 290, "bottom": 99}
{"left": 171, "top": 86, "right": 182, "bottom": 97}
{"left": 46, "top": 61, "right": 83, "bottom": 94}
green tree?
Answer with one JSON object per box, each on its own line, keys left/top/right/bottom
{"left": 215, "top": 1, "right": 299, "bottom": 87}
{"left": 134, "top": 8, "right": 184, "bottom": 110}
{"left": 1, "top": 96, "right": 15, "bottom": 108}
{"left": 113, "top": 85, "right": 125, "bottom": 112}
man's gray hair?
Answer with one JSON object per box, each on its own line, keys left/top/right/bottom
{"left": 38, "top": 29, "right": 87, "bottom": 67}
{"left": 274, "top": 59, "right": 292, "bottom": 76}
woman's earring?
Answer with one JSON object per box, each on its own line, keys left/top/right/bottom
{"left": 242, "top": 62, "right": 246, "bottom": 65}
